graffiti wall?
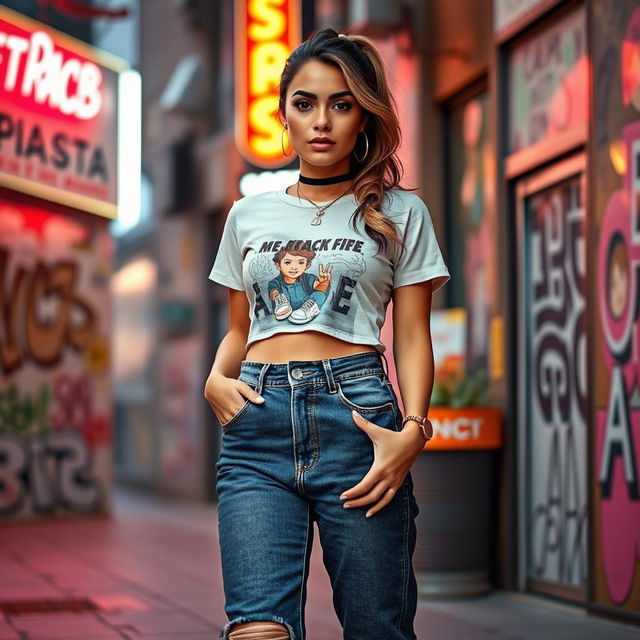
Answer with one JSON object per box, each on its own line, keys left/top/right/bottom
{"left": 592, "top": 0, "right": 640, "bottom": 616}
{"left": 0, "top": 194, "right": 112, "bottom": 519}
{"left": 524, "top": 175, "right": 587, "bottom": 592}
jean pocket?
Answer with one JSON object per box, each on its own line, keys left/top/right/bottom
{"left": 337, "top": 374, "right": 396, "bottom": 415}
{"left": 220, "top": 380, "right": 257, "bottom": 433}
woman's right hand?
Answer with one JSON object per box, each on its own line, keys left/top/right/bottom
{"left": 203, "top": 372, "right": 265, "bottom": 425}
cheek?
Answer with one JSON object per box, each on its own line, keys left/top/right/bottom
{"left": 337, "top": 118, "right": 362, "bottom": 139}
{"left": 287, "top": 113, "right": 306, "bottom": 129}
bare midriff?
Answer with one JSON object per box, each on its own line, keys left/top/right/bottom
{"left": 244, "top": 330, "right": 378, "bottom": 364}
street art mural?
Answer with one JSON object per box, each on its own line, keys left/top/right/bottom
{"left": 525, "top": 176, "right": 587, "bottom": 591}
{"left": 0, "top": 196, "right": 112, "bottom": 518}
{"left": 593, "top": 0, "right": 640, "bottom": 616}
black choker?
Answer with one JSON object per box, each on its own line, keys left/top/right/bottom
{"left": 299, "top": 169, "right": 356, "bottom": 185}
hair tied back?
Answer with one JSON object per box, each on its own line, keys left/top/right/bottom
{"left": 277, "top": 27, "right": 407, "bottom": 257}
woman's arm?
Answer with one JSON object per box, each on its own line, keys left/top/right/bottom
{"left": 207, "top": 289, "right": 251, "bottom": 380}
{"left": 339, "top": 279, "right": 436, "bottom": 517}
{"left": 204, "top": 289, "right": 264, "bottom": 422}
{"left": 391, "top": 279, "right": 436, "bottom": 449}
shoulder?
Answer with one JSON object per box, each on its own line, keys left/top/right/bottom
{"left": 380, "top": 189, "right": 432, "bottom": 230}
{"left": 228, "top": 190, "right": 280, "bottom": 219}
{"left": 381, "top": 188, "right": 429, "bottom": 216}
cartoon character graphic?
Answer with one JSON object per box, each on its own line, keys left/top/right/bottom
{"left": 268, "top": 247, "right": 332, "bottom": 324}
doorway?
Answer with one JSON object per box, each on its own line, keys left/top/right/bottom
{"left": 515, "top": 154, "right": 588, "bottom": 603}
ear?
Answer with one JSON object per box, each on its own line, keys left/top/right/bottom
{"left": 360, "top": 112, "right": 369, "bottom": 131}
{"left": 277, "top": 108, "right": 287, "bottom": 128}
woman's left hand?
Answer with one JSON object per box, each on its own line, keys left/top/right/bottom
{"left": 340, "top": 409, "right": 426, "bottom": 518}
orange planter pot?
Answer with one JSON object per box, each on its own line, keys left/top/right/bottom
{"left": 423, "top": 407, "right": 503, "bottom": 451}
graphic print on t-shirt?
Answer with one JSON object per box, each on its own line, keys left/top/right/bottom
{"left": 247, "top": 237, "right": 367, "bottom": 336}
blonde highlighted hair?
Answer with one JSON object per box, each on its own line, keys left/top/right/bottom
{"left": 278, "top": 28, "right": 415, "bottom": 257}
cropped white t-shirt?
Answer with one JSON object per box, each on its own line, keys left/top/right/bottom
{"left": 209, "top": 185, "right": 451, "bottom": 354}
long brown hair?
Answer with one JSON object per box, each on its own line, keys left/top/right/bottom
{"left": 278, "top": 28, "right": 414, "bottom": 257}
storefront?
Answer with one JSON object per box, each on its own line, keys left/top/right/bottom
{"left": 0, "top": 5, "right": 130, "bottom": 521}
{"left": 424, "top": 0, "right": 639, "bottom": 624}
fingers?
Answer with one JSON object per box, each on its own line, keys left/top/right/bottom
{"left": 340, "top": 468, "right": 376, "bottom": 501}
{"left": 342, "top": 484, "right": 398, "bottom": 518}
{"left": 364, "top": 487, "right": 397, "bottom": 518}
{"left": 318, "top": 264, "right": 332, "bottom": 280}
{"left": 207, "top": 376, "right": 265, "bottom": 425}
{"left": 241, "top": 382, "right": 264, "bottom": 404}
{"left": 342, "top": 483, "right": 386, "bottom": 508}
{"left": 217, "top": 384, "right": 265, "bottom": 424}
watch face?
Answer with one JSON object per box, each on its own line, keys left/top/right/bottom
{"left": 425, "top": 420, "right": 434, "bottom": 439}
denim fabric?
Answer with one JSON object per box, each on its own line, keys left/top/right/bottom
{"left": 215, "top": 351, "right": 420, "bottom": 640}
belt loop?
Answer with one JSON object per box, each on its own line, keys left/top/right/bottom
{"left": 321, "top": 358, "right": 337, "bottom": 394}
{"left": 257, "top": 363, "right": 270, "bottom": 395}
{"left": 380, "top": 352, "right": 390, "bottom": 379}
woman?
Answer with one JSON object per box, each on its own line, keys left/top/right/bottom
{"left": 205, "top": 28, "right": 450, "bottom": 640}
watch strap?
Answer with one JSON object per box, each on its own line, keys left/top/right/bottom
{"left": 402, "top": 414, "right": 433, "bottom": 442}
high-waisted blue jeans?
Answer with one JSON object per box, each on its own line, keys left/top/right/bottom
{"left": 215, "top": 351, "right": 420, "bottom": 640}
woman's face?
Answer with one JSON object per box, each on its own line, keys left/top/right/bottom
{"left": 281, "top": 59, "right": 368, "bottom": 175}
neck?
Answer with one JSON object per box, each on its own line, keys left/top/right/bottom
{"left": 295, "top": 180, "right": 354, "bottom": 202}
{"left": 299, "top": 169, "right": 356, "bottom": 185}
{"left": 295, "top": 163, "right": 356, "bottom": 200}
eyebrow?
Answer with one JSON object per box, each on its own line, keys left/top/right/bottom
{"left": 291, "top": 90, "right": 353, "bottom": 99}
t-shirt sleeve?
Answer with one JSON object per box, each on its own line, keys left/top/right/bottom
{"left": 392, "top": 197, "right": 451, "bottom": 292}
{"left": 208, "top": 201, "right": 245, "bottom": 291}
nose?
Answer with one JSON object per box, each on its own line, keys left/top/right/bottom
{"left": 313, "top": 105, "right": 331, "bottom": 131}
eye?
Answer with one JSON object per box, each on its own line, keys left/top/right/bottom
{"left": 334, "top": 101, "right": 351, "bottom": 111}
{"left": 293, "top": 100, "right": 311, "bottom": 110}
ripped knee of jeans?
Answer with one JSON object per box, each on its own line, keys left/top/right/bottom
{"left": 223, "top": 616, "right": 295, "bottom": 640}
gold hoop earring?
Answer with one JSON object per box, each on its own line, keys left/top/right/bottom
{"left": 281, "top": 126, "right": 292, "bottom": 157}
{"left": 354, "top": 130, "right": 369, "bottom": 162}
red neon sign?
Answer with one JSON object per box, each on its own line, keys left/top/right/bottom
{"left": 0, "top": 5, "right": 127, "bottom": 218}
{"left": 0, "top": 28, "right": 103, "bottom": 120}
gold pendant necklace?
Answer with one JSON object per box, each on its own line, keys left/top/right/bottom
{"left": 296, "top": 181, "right": 353, "bottom": 225}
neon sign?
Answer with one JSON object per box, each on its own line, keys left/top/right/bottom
{"left": 0, "top": 5, "right": 128, "bottom": 218}
{"left": 235, "top": 0, "right": 300, "bottom": 168}
{"left": 0, "top": 30, "right": 102, "bottom": 119}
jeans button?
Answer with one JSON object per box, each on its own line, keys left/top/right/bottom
{"left": 291, "top": 368, "right": 303, "bottom": 379}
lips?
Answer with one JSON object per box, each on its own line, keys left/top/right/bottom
{"left": 309, "top": 138, "right": 335, "bottom": 151}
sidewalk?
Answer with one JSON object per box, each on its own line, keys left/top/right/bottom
{"left": 0, "top": 485, "right": 637, "bottom": 640}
